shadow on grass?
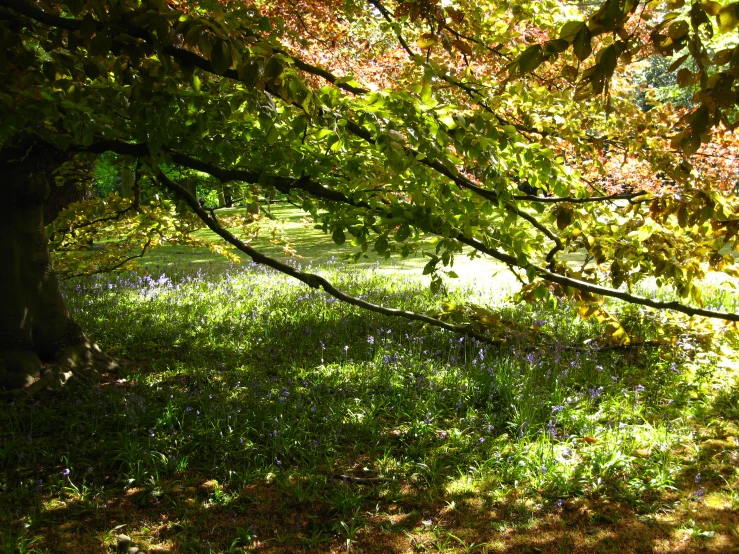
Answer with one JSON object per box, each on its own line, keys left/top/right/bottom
{"left": 4, "top": 465, "right": 738, "bottom": 553}
{"left": 3, "top": 268, "right": 738, "bottom": 553}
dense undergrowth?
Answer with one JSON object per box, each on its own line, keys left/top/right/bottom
{"left": 1, "top": 261, "right": 738, "bottom": 553}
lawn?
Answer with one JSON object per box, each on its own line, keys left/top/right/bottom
{"left": 137, "top": 202, "right": 520, "bottom": 301}
{"left": 1, "top": 207, "right": 739, "bottom": 553}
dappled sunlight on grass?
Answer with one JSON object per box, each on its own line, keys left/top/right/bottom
{"left": 1, "top": 260, "right": 738, "bottom": 552}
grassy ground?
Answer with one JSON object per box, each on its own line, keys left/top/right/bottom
{"left": 2, "top": 209, "right": 739, "bottom": 553}
{"left": 138, "top": 202, "right": 520, "bottom": 301}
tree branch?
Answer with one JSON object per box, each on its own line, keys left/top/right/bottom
{"left": 153, "top": 169, "right": 494, "bottom": 340}
{"left": 512, "top": 191, "right": 650, "bottom": 203}
{"left": 456, "top": 235, "right": 739, "bottom": 322}
{"left": 60, "top": 237, "right": 152, "bottom": 280}
{"left": 89, "top": 139, "right": 739, "bottom": 324}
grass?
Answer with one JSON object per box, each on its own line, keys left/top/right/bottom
{"left": 136, "top": 202, "right": 520, "bottom": 300}
{"left": 2, "top": 214, "right": 739, "bottom": 553}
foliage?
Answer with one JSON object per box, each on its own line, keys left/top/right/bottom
{"left": 1, "top": 261, "right": 737, "bottom": 552}
{"left": 2, "top": 0, "right": 739, "bottom": 343}
{"left": 631, "top": 54, "right": 696, "bottom": 109}
{"left": 91, "top": 154, "right": 121, "bottom": 197}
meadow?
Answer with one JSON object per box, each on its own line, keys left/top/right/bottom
{"left": 1, "top": 204, "right": 738, "bottom": 553}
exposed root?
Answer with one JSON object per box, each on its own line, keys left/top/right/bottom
{"left": 2, "top": 339, "right": 119, "bottom": 400}
{"left": 0, "top": 349, "right": 43, "bottom": 390}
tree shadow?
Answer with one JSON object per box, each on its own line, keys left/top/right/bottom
{"left": 4, "top": 276, "right": 737, "bottom": 553}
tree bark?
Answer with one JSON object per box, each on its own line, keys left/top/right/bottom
{"left": 0, "top": 143, "right": 114, "bottom": 390}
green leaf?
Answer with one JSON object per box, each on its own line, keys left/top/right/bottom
{"left": 519, "top": 45, "right": 544, "bottom": 74}
{"left": 423, "top": 258, "right": 438, "bottom": 275}
{"left": 677, "top": 205, "right": 688, "bottom": 227}
{"left": 66, "top": 0, "right": 85, "bottom": 15}
{"left": 375, "top": 236, "right": 389, "bottom": 254}
{"left": 332, "top": 227, "right": 346, "bottom": 245}
{"left": 681, "top": 132, "right": 702, "bottom": 155}
{"left": 598, "top": 44, "right": 619, "bottom": 77}
{"left": 703, "top": 0, "right": 722, "bottom": 15}
{"left": 395, "top": 223, "right": 411, "bottom": 242}
{"left": 452, "top": 39, "right": 473, "bottom": 56}
{"left": 562, "top": 65, "right": 578, "bottom": 82}
{"left": 556, "top": 206, "right": 573, "bottom": 230}
{"left": 210, "top": 39, "right": 232, "bottom": 75}
{"left": 691, "top": 106, "right": 710, "bottom": 135}
{"left": 192, "top": 74, "right": 201, "bottom": 93}
{"left": 420, "top": 83, "right": 433, "bottom": 102}
{"left": 430, "top": 275, "right": 442, "bottom": 294}
{"left": 676, "top": 68, "right": 696, "bottom": 87}
{"left": 264, "top": 57, "right": 283, "bottom": 80}
{"left": 560, "top": 21, "right": 585, "bottom": 43}
{"left": 83, "top": 60, "right": 100, "bottom": 80}
{"left": 80, "top": 125, "right": 94, "bottom": 147}
{"left": 315, "top": 128, "right": 334, "bottom": 139}
{"left": 88, "top": 32, "right": 112, "bottom": 56}
{"left": 668, "top": 54, "right": 689, "bottom": 72}
{"left": 266, "top": 125, "right": 279, "bottom": 146}
{"left": 184, "top": 23, "right": 204, "bottom": 47}
{"left": 545, "top": 39, "right": 570, "bottom": 54}
{"left": 573, "top": 26, "right": 592, "bottom": 61}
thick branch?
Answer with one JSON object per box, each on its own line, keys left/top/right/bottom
{"left": 8, "top": 0, "right": 636, "bottom": 208}
{"left": 512, "top": 191, "right": 650, "bottom": 203}
{"left": 456, "top": 236, "right": 739, "bottom": 322}
{"left": 90, "top": 139, "right": 739, "bottom": 323}
{"left": 86, "top": 140, "right": 354, "bottom": 205}
{"left": 153, "top": 170, "right": 492, "bottom": 340}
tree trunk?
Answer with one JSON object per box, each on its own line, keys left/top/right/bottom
{"left": 120, "top": 167, "right": 135, "bottom": 197}
{"left": 0, "top": 143, "right": 114, "bottom": 391}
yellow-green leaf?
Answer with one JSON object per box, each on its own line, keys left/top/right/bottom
{"left": 417, "top": 33, "right": 437, "bottom": 48}
{"left": 717, "top": 3, "right": 739, "bottom": 33}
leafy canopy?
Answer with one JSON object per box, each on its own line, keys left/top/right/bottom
{"left": 2, "top": 0, "right": 739, "bottom": 343}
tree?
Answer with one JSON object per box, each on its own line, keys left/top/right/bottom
{"left": 1, "top": 0, "right": 739, "bottom": 390}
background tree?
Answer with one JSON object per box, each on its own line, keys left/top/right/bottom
{"left": 2, "top": 0, "right": 739, "bottom": 390}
